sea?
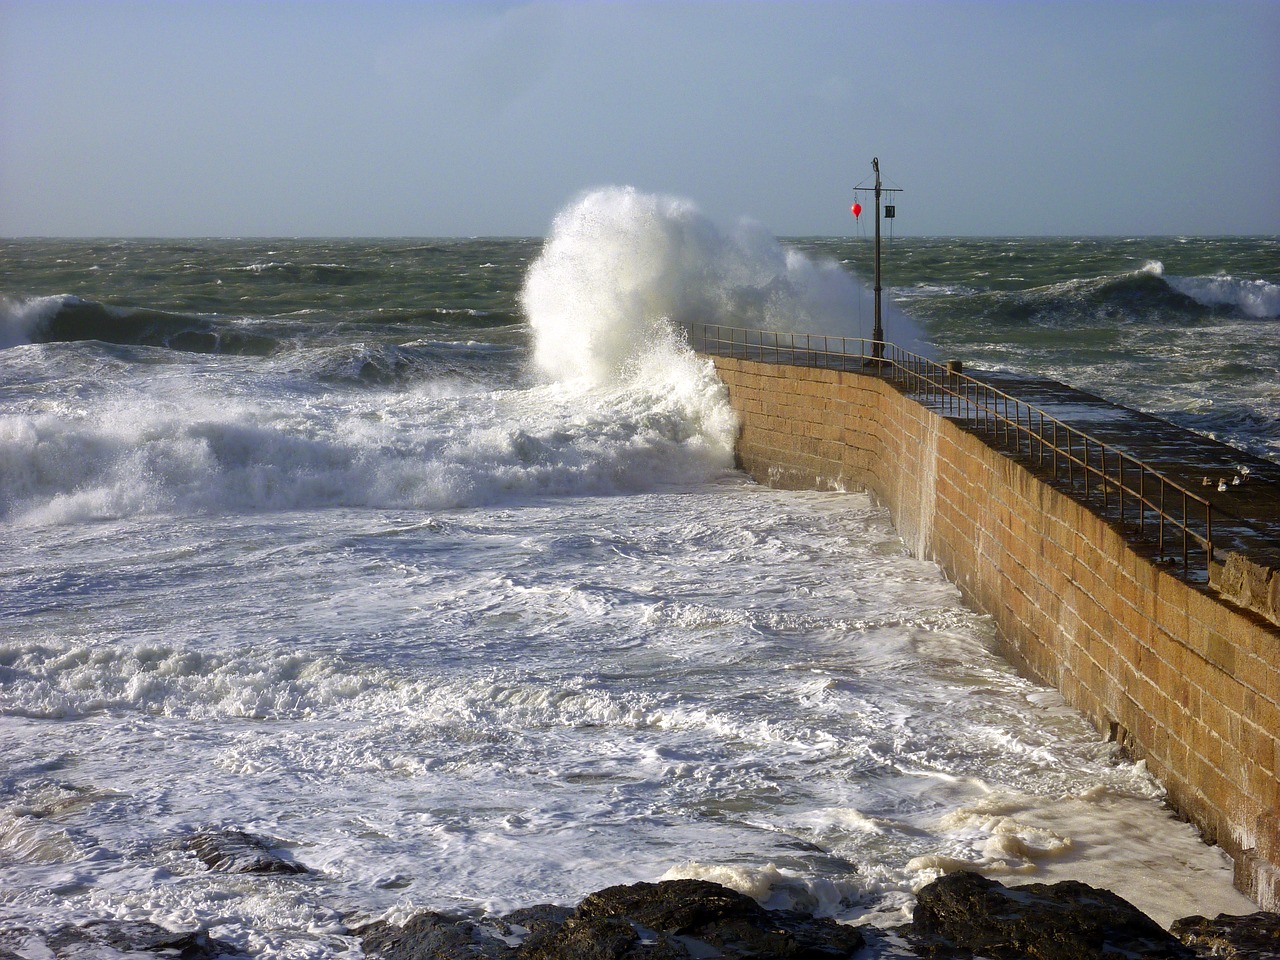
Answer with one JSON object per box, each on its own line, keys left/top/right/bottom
{"left": 1, "top": 188, "right": 1276, "bottom": 957}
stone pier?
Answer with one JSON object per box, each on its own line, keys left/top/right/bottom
{"left": 703, "top": 352, "right": 1280, "bottom": 909}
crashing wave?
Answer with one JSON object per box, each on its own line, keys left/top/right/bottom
{"left": 520, "top": 186, "right": 928, "bottom": 384}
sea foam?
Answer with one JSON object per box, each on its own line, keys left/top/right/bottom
{"left": 0, "top": 344, "right": 736, "bottom": 525}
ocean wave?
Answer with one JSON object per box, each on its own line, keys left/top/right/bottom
{"left": 949, "top": 256, "right": 1279, "bottom": 332}
{"left": 298, "top": 340, "right": 519, "bottom": 387}
{"left": 1166, "top": 273, "right": 1280, "bottom": 319}
{"left": 0, "top": 639, "right": 383, "bottom": 720}
{"left": 1092, "top": 269, "right": 1205, "bottom": 311}
{"left": 0, "top": 294, "right": 278, "bottom": 355}
{"left": 0, "top": 343, "right": 736, "bottom": 525}
{"left": 967, "top": 269, "right": 1208, "bottom": 328}
{"left": 0, "top": 294, "right": 68, "bottom": 348}
{"left": 361, "top": 305, "right": 524, "bottom": 330}
{"left": 308, "top": 343, "right": 455, "bottom": 386}
{"left": 1133, "top": 260, "right": 1278, "bottom": 318}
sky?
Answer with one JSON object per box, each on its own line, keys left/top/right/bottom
{"left": 1, "top": 0, "right": 1277, "bottom": 238}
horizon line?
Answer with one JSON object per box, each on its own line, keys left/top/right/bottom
{"left": 5, "top": 232, "right": 1278, "bottom": 242}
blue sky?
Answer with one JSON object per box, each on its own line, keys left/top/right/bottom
{"left": 2, "top": 0, "right": 1276, "bottom": 237}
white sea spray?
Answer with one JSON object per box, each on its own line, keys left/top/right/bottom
{"left": 520, "top": 186, "right": 930, "bottom": 386}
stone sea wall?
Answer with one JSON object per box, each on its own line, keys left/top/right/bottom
{"left": 705, "top": 354, "right": 1280, "bottom": 910}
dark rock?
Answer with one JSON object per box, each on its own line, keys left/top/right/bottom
{"left": 577, "top": 877, "right": 766, "bottom": 931}
{"left": 520, "top": 913, "right": 689, "bottom": 959}
{"left": 1171, "top": 911, "right": 1280, "bottom": 958}
{"left": 358, "top": 904, "right": 682, "bottom": 960}
{"left": 360, "top": 880, "right": 864, "bottom": 959}
{"left": 358, "top": 911, "right": 515, "bottom": 960}
{"left": 41, "top": 919, "right": 236, "bottom": 958}
{"left": 493, "top": 905, "right": 576, "bottom": 955}
{"left": 909, "top": 870, "right": 1195, "bottom": 959}
{"left": 500, "top": 904, "right": 576, "bottom": 933}
{"left": 563, "top": 878, "right": 865, "bottom": 959}
{"left": 184, "top": 829, "right": 309, "bottom": 875}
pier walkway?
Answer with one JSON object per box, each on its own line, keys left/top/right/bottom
{"left": 974, "top": 371, "right": 1280, "bottom": 566}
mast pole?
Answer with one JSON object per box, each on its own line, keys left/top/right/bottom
{"left": 853, "top": 157, "right": 899, "bottom": 363}
{"left": 872, "top": 157, "right": 883, "bottom": 360}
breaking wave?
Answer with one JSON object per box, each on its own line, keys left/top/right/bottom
{"left": 0, "top": 294, "right": 278, "bottom": 355}
{"left": 960, "top": 263, "right": 1279, "bottom": 328}
{"left": 1144, "top": 261, "right": 1280, "bottom": 319}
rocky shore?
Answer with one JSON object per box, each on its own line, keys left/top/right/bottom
{"left": 356, "top": 873, "right": 1279, "bottom": 960}
{"left": 3, "top": 829, "right": 1277, "bottom": 959}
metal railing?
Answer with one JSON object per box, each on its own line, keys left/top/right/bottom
{"left": 688, "top": 323, "right": 1216, "bottom": 581}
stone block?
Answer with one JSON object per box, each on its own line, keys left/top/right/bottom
{"left": 1211, "top": 551, "right": 1280, "bottom": 627}
{"left": 1248, "top": 750, "right": 1279, "bottom": 812}
{"left": 1252, "top": 693, "right": 1280, "bottom": 746}
{"left": 1206, "top": 630, "right": 1238, "bottom": 675}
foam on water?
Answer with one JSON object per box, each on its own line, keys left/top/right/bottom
{"left": 1173, "top": 275, "right": 1280, "bottom": 319}
{"left": 0, "top": 337, "right": 736, "bottom": 526}
{"left": 1, "top": 489, "right": 1253, "bottom": 954}
{"left": 1143, "top": 258, "right": 1280, "bottom": 317}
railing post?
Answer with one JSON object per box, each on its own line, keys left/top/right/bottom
{"left": 1158, "top": 479, "right": 1167, "bottom": 560}
{"left": 1139, "top": 467, "right": 1146, "bottom": 537}
{"left": 1101, "top": 446, "right": 1108, "bottom": 513}
{"left": 1118, "top": 455, "right": 1125, "bottom": 526}
{"left": 1206, "top": 503, "right": 1213, "bottom": 571}
{"left": 1182, "top": 489, "right": 1190, "bottom": 577}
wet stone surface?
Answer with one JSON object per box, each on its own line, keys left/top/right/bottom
{"left": 181, "top": 828, "right": 310, "bottom": 876}
{"left": 1171, "top": 910, "right": 1280, "bottom": 960}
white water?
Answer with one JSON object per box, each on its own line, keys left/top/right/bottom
{"left": 0, "top": 338, "right": 735, "bottom": 528}
{"left": 2, "top": 488, "right": 1253, "bottom": 955}
{"left": 1144, "top": 259, "right": 1280, "bottom": 318}
{"left": 523, "top": 187, "right": 930, "bottom": 384}
{"left": 0, "top": 207, "right": 1259, "bottom": 957}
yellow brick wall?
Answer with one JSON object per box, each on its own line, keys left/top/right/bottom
{"left": 709, "top": 355, "right": 1280, "bottom": 909}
